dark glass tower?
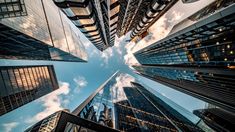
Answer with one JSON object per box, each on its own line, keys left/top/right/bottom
{"left": 71, "top": 72, "right": 202, "bottom": 131}
{"left": 0, "top": 65, "right": 59, "bottom": 116}
{"left": 0, "top": 0, "right": 87, "bottom": 62}
{"left": 53, "top": 0, "right": 120, "bottom": 51}
{"left": 134, "top": 1, "right": 235, "bottom": 113}
{"left": 193, "top": 107, "right": 235, "bottom": 132}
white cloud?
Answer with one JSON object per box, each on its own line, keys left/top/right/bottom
{"left": 124, "top": 42, "right": 140, "bottom": 68}
{"left": 73, "top": 76, "right": 88, "bottom": 93}
{"left": 100, "top": 48, "right": 113, "bottom": 66}
{"left": 2, "top": 122, "right": 19, "bottom": 132}
{"left": 112, "top": 73, "right": 135, "bottom": 103}
{"left": 83, "top": 41, "right": 92, "bottom": 49}
{"left": 25, "top": 82, "right": 70, "bottom": 124}
{"left": 114, "top": 35, "right": 125, "bottom": 55}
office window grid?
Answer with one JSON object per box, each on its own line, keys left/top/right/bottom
{"left": 0, "top": 0, "right": 27, "bottom": 19}
{"left": 134, "top": 83, "right": 202, "bottom": 131}
{"left": 123, "top": 87, "right": 177, "bottom": 131}
{"left": 134, "top": 65, "right": 235, "bottom": 112}
{"left": 136, "top": 12, "right": 235, "bottom": 67}
{"left": 0, "top": 66, "right": 58, "bottom": 116}
{"left": 77, "top": 75, "right": 179, "bottom": 131}
{"left": 0, "top": 0, "right": 87, "bottom": 62}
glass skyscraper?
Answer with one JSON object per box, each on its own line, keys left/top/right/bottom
{"left": 193, "top": 107, "right": 235, "bottom": 132}
{"left": 53, "top": 0, "right": 120, "bottom": 51}
{"left": 0, "top": 65, "right": 59, "bottom": 116}
{"left": 0, "top": 0, "right": 87, "bottom": 62}
{"left": 134, "top": 1, "right": 235, "bottom": 113}
{"left": 0, "top": 0, "right": 27, "bottom": 19}
{"left": 25, "top": 109, "right": 119, "bottom": 132}
{"left": 71, "top": 72, "right": 202, "bottom": 131}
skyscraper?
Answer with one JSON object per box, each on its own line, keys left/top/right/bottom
{"left": 0, "top": 0, "right": 27, "bottom": 19}
{"left": 71, "top": 72, "right": 202, "bottom": 131}
{"left": 0, "top": 65, "right": 59, "bottom": 116}
{"left": 53, "top": 0, "right": 120, "bottom": 51}
{"left": 193, "top": 107, "right": 235, "bottom": 132}
{"left": 116, "top": 0, "right": 178, "bottom": 41}
{"left": 134, "top": 1, "right": 235, "bottom": 113}
{"left": 0, "top": 0, "right": 87, "bottom": 62}
{"left": 25, "top": 109, "right": 119, "bottom": 132}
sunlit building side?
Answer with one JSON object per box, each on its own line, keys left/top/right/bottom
{"left": 0, "top": 0, "right": 87, "bottom": 62}
{"left": 134, "top": 1, "right": 235, "bottom": 113}
{"left": 0, "top": 65, "right": 59, "bottom": 116}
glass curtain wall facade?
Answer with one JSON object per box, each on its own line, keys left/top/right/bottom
{"left": 25, "top": 110, "right": 119, "bottom": 132}
{"left": 0, "top": 65, "right": 59, "bottom": 116}
{"left": 134, "top": 1, "right": 235, "bottom": 113}
{"left": 193, "top": 107, "right": 235, "bottom": 132}
{"left": 53, "top": 0, "right": 120, "bottom": 51}
{"left": 131, "top": 82, "right": 203, "bottom": 131}
{"left": 0, "top": 0, "right": 87, "bottom": 62}
{"left": 71, "top": 72, "right": 203, "bottom": 131}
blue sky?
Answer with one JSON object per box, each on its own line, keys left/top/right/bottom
{"left": 0, "top": 0, "right": 214, "bottom": 131}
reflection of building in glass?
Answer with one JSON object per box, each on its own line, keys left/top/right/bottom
{"left": 193, "top": 107, "right": 235, "bottom": 132}
{"left": 25, "top": 110, "right": 62, "bottom": 132}
{"left": 134, "top": 1, "right": 235, "bottom": 113}
{"left": 72, "top": 72, "right": 202, "bottom": 131}
{"left": 0, "top": 65, "right": 59, "bottom": 116}
{"left": 53, "top": 0, "right": 120, "bottom": 51}
{"left": 115, "top": 0, "right": 177, "bottom": 41}
{"left": 0, "top": 0, "right": 87, "bottom": 62}
{"left": 127, "top": 82, "right": 203, "bottom": 132}
{"left": 25, "top": 110, "right": 119, "bottom": 132}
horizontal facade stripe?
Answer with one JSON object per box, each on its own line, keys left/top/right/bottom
{"left": 110, "top": 32, "right": 116, "bottom": 37}
{"left": 85, "top": 33, "right": 100, "bottom": 38}
{"left": 54, "top": 0, "right": 90, "bottom": 8}
{"left": 54, "top": 0, "right": 118, "bottom": 51}
{"left": 81, "top": 28, "right": 100, "bottom": 34}
{"left": 110, "top": 28, "right": 116, "bottom": 33}
{"left": 68, "top": 10, "right": 94, "bottom": 20}
{"left": 110, "top": 21, "right": 118, "bottom": 27}
{"left": 75, "top": 19, "right": 98, "bottom": 28}
{"left": 110, "top": 1, "right": 119, "bottom": 10}
{"left": 110, "top": 12, "right": 119, "bottom": 20}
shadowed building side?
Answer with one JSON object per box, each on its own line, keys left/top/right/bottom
{"left": 193, "top": 107, "right": 235, "bottom": 132}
